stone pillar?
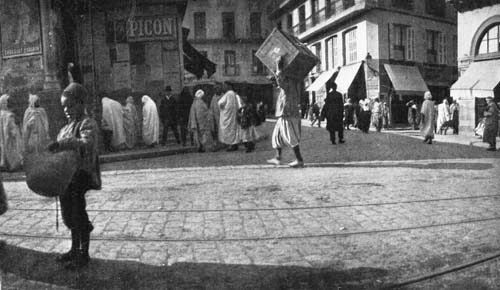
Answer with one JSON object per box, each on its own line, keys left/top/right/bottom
{"left": 39, "top": 0, "right": 60, "bottom": 90}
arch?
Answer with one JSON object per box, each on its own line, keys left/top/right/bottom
{"left": 470, "top": 15, "right": 500, "bottom": 59}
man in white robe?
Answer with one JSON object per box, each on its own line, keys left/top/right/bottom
{"left": 141, "top": 95, "right": 160, "bottom": 146}
{"left": 218, "top": 82, "right": 241, "bottom": 151}
{"left": 101, "top": 96, "right": 126, "bottom": 151}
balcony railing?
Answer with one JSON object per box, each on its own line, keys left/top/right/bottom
{"left": 290, "top": 0, "right": 357, "bottom": 35}
{"left": 224, "top": 64, "right": 240, "bottom": 76}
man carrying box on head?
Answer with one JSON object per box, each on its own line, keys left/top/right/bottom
{"left": 266, "top": 56, "right": 305, "bottom": 168}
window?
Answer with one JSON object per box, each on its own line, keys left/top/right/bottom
{"left": 287, "top": 13, "right": 293, "bottom": 32}
{"left": 311, "top": 0, "right": 319, "bottom": 25}
{"left": 393, "top": 24, "right": 407, "bottom": 53}
{"left": 313, "top": 42, "right": 322, "bottom": 73}
{"left": 252, "top": 50, "right": 266, "bottom": 74}
{"left": 222, "top": 12, "right": 235, "bottom": 39}
{"left": 326, "top": 35, "right": 339, "bottom": 70}
{"left": 325, "top": 0, "right": 337, "bottom": 17}
{"left": 425, "top": 0, "right": 445, "bottom": 17}
{"left": 438, "top": 33, "right": 447, "bottom": 64}
{"left": 406, "top": 27, "right": 415, "bottom": 61}
{"left": 299, "top": 5, "right": 306, "bottom": 33}
{"left": 452, "top": 34, "right": 457, "bottom": 61}
{"left": 194, "top": 12, "right": 206, "bottom": 39}
{"left": 250, "top": 13, "right": 261, "bottom": 38}
{"left": 426, "top": 30, "right": 439, "bottom": 64}
{"left": 129, "top": 42, "right": 145, "bottom": 65}
{"left": 343, "top": 0, "right": 355, "bottom": 9}
{"left": 224, "top": 50, "right": 238, "bottom": 75}
{"left": 392, "top": 0, "right": 413, "bottom": 10}
{"left": 277, "top": 21, "right": 282, "bottom": 31}
{"left": 344, "top": 28, "right": 357, "bottom": 64}
{"left": 478, "top": 24, "right": 500, "bottom": 55}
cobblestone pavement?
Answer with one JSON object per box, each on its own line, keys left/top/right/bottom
{"left": 1, "top": 158, "right": 499, "bottom": 289}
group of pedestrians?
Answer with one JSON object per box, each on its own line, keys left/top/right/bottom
{"left": 0, "top": 92, "right": 50, "bottom": 172}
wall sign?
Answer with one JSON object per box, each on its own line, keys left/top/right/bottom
{"left": 0, "top": 0, "right": 42, "bottom": 58}
{"left": 127, "top": 16, "right": 177, "bottom": 42}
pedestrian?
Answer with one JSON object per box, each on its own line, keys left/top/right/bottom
{"left": 321, "top": 81, "right": 345, "bottom": 144}
{"left": 436, "top": 99, "right": 451, "bottom": 135}
{"left": 0, "top": 94, "right": 23, "bottom": 171}
{"left": 218, "top": 82, "right": 242, "bottom": 151}
{"left": 309, "top": 102, "right": 321, "bottom": 127}
{"left": 343, "top": 98, "right": 354, "bottom": 130}
{"left": 420, "top": 91, "right": 436, "bottom": 144}
{"left": 177, "top": 87, "right": 194, "bottom": 146}
{"left": 101, "top": 94, "right": 126, "bottom": 152}
{"left": 358, "top": 98, "right": 371, "bottom": 133}
{"left": 381, "top": 101, "right": 390, "bottom": 129}
{"left": 483, "top": 96, "right": 498, "bottom": 151}
{"left": 209, "top": 83, "right": 224, "bottom": 150}
{"left": 371, "top": 97, "right": 383, "bottom": 132}
{"left": 406, "top": 100, "right": 419, "bottom": 130}
{"left": 22, "top": 92, "right": 50, "bottom": 155}
{"left": 450, "top": 100, "right": 460, "bottom": 135}
{"left": 48, "top": 81, "right": 101, "bottom": 269}
{"left": 122, "top": 96, "right": 139, "bottom": 149}
{"left": 159, "top": 85, "right": 180, "bottom": 145}
{"left": 141, "top": 95, "right": 160, "bottom": 147}
{"left": 188, "top": 89, "right": 215, "bottom": 152}
{"left": 237, "top": 94, "right": 258, "bottom": 152}
{"left": 266, "top": 56, "right": 304, "bottom": 168}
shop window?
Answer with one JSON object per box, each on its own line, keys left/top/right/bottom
{"left": 312, "top": 42, "right": 322, "bottom": 73}
{"left": 194, "top": 12, "right": 206, "bottom": 40}
{"left": 250, "top": 13, "right": 261, "bottom": 38}
{"left": 438, "top": 33, "right": 447, "bottom": 64}
{"left": 477, "top": 24, "right": 500, "bottom": 55}
{"left": 252, "top": 50, "right": 266, "bottom": 74}
{"left": 343, "top": 0, "right": 355, "bottom": 9}
{"left": 426, "top": 30, "right": 439, "bottom": 64}
{"left": 425, "top": 0, "right": 445, "bottom": 17}
{"left": 222, "top": 12, "right": 235, "bottom": 39}
{"left": 392, "top": 0, "right": 413, "bottom": 10}
{"left": 129, "top": 43, "right": 145, "bottom": 65}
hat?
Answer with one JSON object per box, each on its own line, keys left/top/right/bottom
{"left": 165, "top": 85, "right": 172, "bottom": 92}
{"left": 485, "top": 96, "right": 493, "bottom": 100}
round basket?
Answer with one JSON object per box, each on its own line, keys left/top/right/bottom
{"left": 25, "top": 150, "right": 81, "bottom": 197}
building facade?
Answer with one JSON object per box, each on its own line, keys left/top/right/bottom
{"left": 449, "top": 1, "right": 500, "bottom": 134}
{"left": 269, "top": 0, "right": 458, "bottom": 126}
{"left": 0, "top": 0, "right": 189, "bottom": 138}
{"left": 182, "top": 0, "right": 274, "bottom": 106}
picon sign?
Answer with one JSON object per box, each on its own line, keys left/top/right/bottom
{"left": 127, "top": 15, "right": 177, "bottom": 42}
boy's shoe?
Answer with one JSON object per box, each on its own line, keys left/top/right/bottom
{"left": 266, "top": 158, "right": 282, "bottom": 165}
{"left": 288, "top": 160, "right": 304, "bottom": 168}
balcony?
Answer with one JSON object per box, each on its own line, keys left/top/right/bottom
{"left": 290, "top": 0, "right": 368, "bottom": 38}
{"left": 224, "top": 64, "right": 240, "bottom": 76}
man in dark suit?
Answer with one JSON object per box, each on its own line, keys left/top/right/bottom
{"left": 159, "top": 85, "right": 180, "bottom": 145}
{"left": 321, "top": 80, "right": 345, "bottom": 144}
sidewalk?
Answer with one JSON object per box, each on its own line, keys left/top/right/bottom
{"left": 384, "top": 128, "right": 500, "bottom": 149}
{"left": 0, "top": 144, "right": 197, "bottom": 181}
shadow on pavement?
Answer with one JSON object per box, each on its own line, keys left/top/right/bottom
{"left": 313, "top": 162, "right": 494, "bottom": 171}
{"left": 0, "top": 244, "right": 388, "bottom": 290}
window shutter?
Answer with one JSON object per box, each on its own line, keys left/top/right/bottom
{"left": 406, "top": 27, "right": 415, "bottom": 61}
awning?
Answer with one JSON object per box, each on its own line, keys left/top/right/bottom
{"left": 384, "top": 64, "right": 429, "bottom": 95}
{"left": 182, "top": 28, "right": 217, "bottom": 79}
{"left": 335, "top": 62, "right": 363, "bottom": 94}
{"left": 306, "top": 69, "right": 338, "bottom": 92}
{"left": 450, "top": 59, "right": 500, "bottom": 99}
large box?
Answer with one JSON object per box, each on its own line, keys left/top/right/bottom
{"left": 256, "top": 28, "right": 319, "bottom": 80}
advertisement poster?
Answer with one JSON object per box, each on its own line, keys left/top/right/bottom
{"left": 0, "top": 0, "right": 42, "bottom": 58}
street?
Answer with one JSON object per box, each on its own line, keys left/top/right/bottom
{"left": 0, "top": 123, "right": 499, "bottom": 290}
